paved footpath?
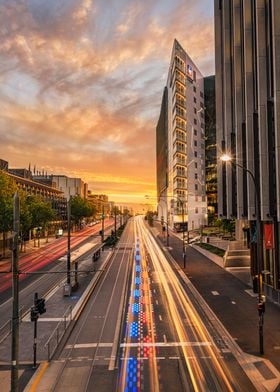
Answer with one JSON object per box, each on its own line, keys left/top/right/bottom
{"left": 153, "top": 224, "right": 280, "bottom": 374}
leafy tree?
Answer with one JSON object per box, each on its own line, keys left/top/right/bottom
{"left": 146, "top": 211, "right": 154, "bottom": 227}
{"left": 70, "top": 196, "right": 95, "bottom": 228}
{"left": 26, "top": 195, "right": 56, "bottom": 245}
{"left": 0, "top": 172, "right": 17, "bottom": 256}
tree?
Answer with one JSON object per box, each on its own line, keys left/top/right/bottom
{"left": 26, "top": 195, "right": 56, "bottom": 245}
{"left": 70, "top": 196, "right": 95, "bottom": 228}
{"left": 0, "top": 172, "right": 17, "bottom": 257}
{"left": 146, "top": 211, "right": 154, "bottom": 227}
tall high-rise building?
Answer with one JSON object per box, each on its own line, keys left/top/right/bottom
{"left": 156, "top": 39, "right": 207, "bottom": 232}
{"left": 215, "top": 1, "right": 280, "bottom": 302}
{"left": 204, "top": 75, "right": 217, "bottom": 220}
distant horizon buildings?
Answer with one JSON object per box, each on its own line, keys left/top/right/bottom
{"left": 156, "top": 39, "right": 207, "bottom": 231}
{"left": 0, "top": 158, "right": 117, "bottom": 218}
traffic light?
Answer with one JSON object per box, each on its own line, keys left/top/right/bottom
{"left": 30, "top": 306, "right": 39, "bottom": 322}
{"left": 35, "top": 298, "right": 46, "bottom": 315}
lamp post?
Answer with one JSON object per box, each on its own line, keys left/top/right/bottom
{"left": 220, "top": 154, "right": 264, "bottom": 354}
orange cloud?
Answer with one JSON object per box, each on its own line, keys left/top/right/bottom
{"left": 0, "top": 0, "right": 214, "bottom": 203}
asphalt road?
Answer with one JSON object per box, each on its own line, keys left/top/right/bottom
{"left": 0, "top": 219, "right": 117, "bottom": 339}
{"left": 32, "top": 216, "right": 264, "bottom": 391}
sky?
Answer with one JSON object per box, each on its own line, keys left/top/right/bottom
{"left": 0, "top": 0, "right": 214, "bottom": 204}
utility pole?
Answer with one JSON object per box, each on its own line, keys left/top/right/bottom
{"left": 101, "top": 205, "right": 104, "bottom": 242}
{"left": 114, "top": 208, "right": 117, "bottom": 239}
{"left": 64, "top": 197, "right": 71, "bottom": 296}
{"left": 11, "top": 192, "right": 20, "bottom": 392}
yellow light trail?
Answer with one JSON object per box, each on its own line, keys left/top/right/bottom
{"left": 136, "top": 216, "right": 235, "bottom": 392}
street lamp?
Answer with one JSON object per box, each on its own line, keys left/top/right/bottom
{"left": 220, "top": 153, "right": 265, "bottom": 354}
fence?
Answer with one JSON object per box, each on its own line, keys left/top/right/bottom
{"left": 0, "top": 306, "right": 25, "bottom": 344}
{"left": 44, "top": 305, "right": 72, "bottom": 361}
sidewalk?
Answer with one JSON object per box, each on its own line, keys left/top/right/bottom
{"left": 152, "top": 223, "right": 280, "bottom": 372}
{"left": 0, "top": 246, "right": 112, "bottom": 392}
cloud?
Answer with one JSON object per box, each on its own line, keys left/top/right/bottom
{"left": 0, "top": 0, "right": 214, "bottom": 203}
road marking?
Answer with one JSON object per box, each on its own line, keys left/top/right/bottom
{"left": 159, "top": 315, "right": 162, "bottom": 321}
{"left": 66, "top": 342, "right": 113, "bottom": 349}
{"left": 211, "top": 291, "right": 220, "bottom": 296}
{"left": 120, "top": 342, "right": 211, "bottom": 348}
{"left": 66, "top": 341, "right": 211, "bottom": 349}
{"left": 29, "top": 362, "right": 48, "bottom": 392}
{"left": 155, "top": 300, "right": 159, "bottom": 305}
{"left": 231, "top": 301, "right": 236, "bottom": 305}
{"left": 163, "top": 334, "right": 167, "bottom": 343}
{"left": 169, "top": 356, "right": 180, "bottom": 360}
{"left": 153, "top": 289, "right": 156, "bottom": 293}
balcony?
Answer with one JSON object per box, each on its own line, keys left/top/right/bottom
{"left": 174, "top": 156, "right": 187, "bottom": 166}
{"left": 173, "top": 142, "right": 186, "bottom": 155}
{"left": 173, "top": 179, "right": 187, "bottom": 190}
{"left": 173, "top": 131, "right": 187, "bottom": 143}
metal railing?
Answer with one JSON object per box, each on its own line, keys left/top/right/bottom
{"left": 0, "top": 306, "right": 25, "bottom": 344}
{"left": 44, "top": 305, "right": 72, "bottom": 361}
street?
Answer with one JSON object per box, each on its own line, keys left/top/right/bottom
{"left": 28, "top": 216, "right": 270, "bottom": 392}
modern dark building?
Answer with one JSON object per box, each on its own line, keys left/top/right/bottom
{"left": 215, "top": 1, "right": 280, "bottom": 303}
{"left": 204, "top": 75, "right": 217, "bottom": 220}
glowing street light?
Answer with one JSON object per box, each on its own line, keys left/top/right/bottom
{"left": 220, "top": 153, "right": 265, "bottom": 354}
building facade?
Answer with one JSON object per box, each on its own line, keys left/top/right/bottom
{"left": 0, "top": 160, "right": 66, "bottom": 219}
{"left": 215, "top": 0, "right": 280, "bottom": 302}
{"left": 204, "top": 75, "right": 218, "bottom": 219}
{"left": 34, "top": 175, "right": 87, "bottom": 200}
{"left": 157, "top": 39, "right": 207, "bottom": 231}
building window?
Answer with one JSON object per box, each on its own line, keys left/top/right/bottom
{"left": 195, "top": 207, "right": 198, "bottom": 213}
{"left": 195, "top": 184, "right": 198, "bottom": 190}
{"left": 193, "top": 70, "right": 196, "bottom": 82}
{"left": 194, "top": 129, "right": 197, "bottom": 136}
{"left": 195, "top": 173, "right": 198, "bottom": 179}
{"left": 193, "top": 86, "right": 196, "bottom": 93}
{"left": 194, "top": 97, "right": 197, "bottom": 103}
{"left": 195, "top": 162, "right": 197, "bottom": 168}
{"left": 200, "top": 91, "right": 204, "bottom": 98}
{"left": 194, "top": 151, "right": 197, "bottom": 157}
{"left": 194, "top": 118, "right": 197, "bottom": 125}
{"left": 194, "top": 107, "right": 197, "bottom": 114}
{"left": 194, "top": 140, "right": 197, "bottom": 147}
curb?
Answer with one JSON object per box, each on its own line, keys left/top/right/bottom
{"left": 191, "top": 244, "right": 224, "bottom": 268}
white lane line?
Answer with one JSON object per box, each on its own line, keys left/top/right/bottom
{"left": 163, "top": 334, "right": 167, "bottom": 343}
{"left": 155, "top": 300, "right": 159, "bottom": 305}
{"left": 66, "top": 343, "right": 113, "bottom": 349}
{"left": 211, "top": 291, "right": 220, "bottom": 296}
{"left": 120, "top": 342, "right": 211, "bottom": 348}
{"left": 66, "top": 341, "right": 212, "bottom": 349}
{"left": 231, "top": 301, "right": 236, "bottom": 305}
{"left": 153, "top": 289, "right": 156, "bottom": 294}
{"left": 169, "top": 356, "right": 180, "bottom": 360}
{"left": 159, "top": 315, "right": 162, "bottom": 321}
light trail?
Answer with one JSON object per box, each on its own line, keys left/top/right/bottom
{"left": 118, "top": 220, "right": 160, "bottom": 392}
{"left": 136, "top": 216, "right": 236, "bottom": 392}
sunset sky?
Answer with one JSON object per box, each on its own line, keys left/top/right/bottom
{"left": 0, "top": 0, "right": 214, "bottom": 204}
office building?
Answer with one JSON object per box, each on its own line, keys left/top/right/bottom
{"left": 215, "top": 1, "right": 280, "bottom": 302}
{"left": 156, "top": 39, "right": 207, "bottom": 231}
{"left": 204, "top": 75, "right": 217, "bottom": 220}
